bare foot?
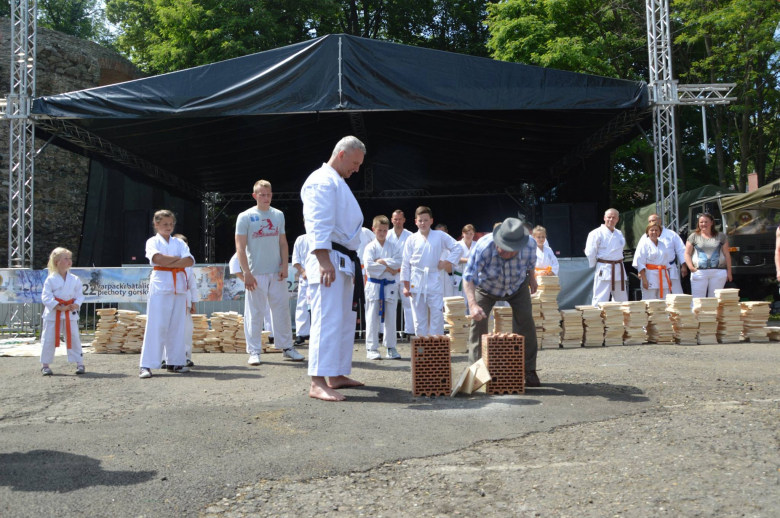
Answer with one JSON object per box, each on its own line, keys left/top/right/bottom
{"left": 309, "top": 379, "right": 346, "bottom": 401}
{"left": 327, "top": 375, "right": 365, "bottom": 389}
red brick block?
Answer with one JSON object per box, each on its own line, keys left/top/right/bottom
{"left": 481, "top": 333, "right": 525, "bottom": 395}
{"left": 411, "top": 335, "right": 452, "bottom": 397}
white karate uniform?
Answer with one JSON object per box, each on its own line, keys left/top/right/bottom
{"left": 40, "top": 272, "right": 85, "bottom": 365}
{"left": 634, "top": 227, "right": 686, "bottom": 294}
{"left": 534, "top": 245, "right": 560, "bottom": 275}
{"left": 363, "top": 239, "right": 402, "bottom": 352}
{"left": 387, "top": 228, "right": 415, "bottom": 335}
{"left": 585, "top": 225, "right": 628, "bottom": 306}
{"left": 634, "top": 239, "right": 675, "bottom": 300}
{"left": 166, "top": 267, "right": 198, "bottom": 363}
{"left": 401, "top": 230, "right": 463, "bottom": 336}
{"left": 292, "top": 234, "right": 311, "bottom": 338}
{"left": 140, "top": 234, "right": 194, "bottom": 369}
{"left": 440, "top": 249, "right": 457, "bottom": 298}
{"left": 302, "top": 162, "right": 363, "bottom": 377}
{"left": 453, "top": 240, "right": 473, "bottom": 298}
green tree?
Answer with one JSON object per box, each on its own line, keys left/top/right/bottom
{"left": 1, "top": 0, "right": 112, "bottom": 44}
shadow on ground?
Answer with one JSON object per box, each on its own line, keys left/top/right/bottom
{"left": 0, "top": 450, "right": 157, "bottom": 492}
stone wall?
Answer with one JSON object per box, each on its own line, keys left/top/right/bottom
{"left": 0, "top": 18, "right": 142, "bottom": 268}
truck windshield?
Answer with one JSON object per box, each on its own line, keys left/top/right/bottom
{"left": 725, "top": 208, "right": 780, "bottom": 235}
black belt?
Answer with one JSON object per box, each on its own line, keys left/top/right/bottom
{"left": 332, "top": 242, "right": 365, "bottom": 312}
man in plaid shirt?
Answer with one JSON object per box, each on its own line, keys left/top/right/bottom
{"left": 463, "top": 218, "right": 541, "bottom": 387}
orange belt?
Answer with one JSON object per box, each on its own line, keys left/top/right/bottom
{"left": 597, "top": 258, "right": 625, "bottom": 292}
{"left": 645, "top": 264, "right": 672, "bottom": 298}
{"left": 535, "top": 266, "right": 552, "bottom": 274}
{"left": 54, "top": 297, "right": 75, "bottom": 349}
{"left": 153, "top": 266, "right": 187, "bottom": 294}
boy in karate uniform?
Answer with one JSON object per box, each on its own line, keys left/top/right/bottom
{"left": 401, "top": 206, "right": 463, "bottom": 337}
{"left": 435, "top": 223, "right": 457, "bottom": 298}
{"left": 292, "top": 233, "right": 311, "bottom": 345}
{"left": 363, "top": 215, "right": 403, "bottom": 359}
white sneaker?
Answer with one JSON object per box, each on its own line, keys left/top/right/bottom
{"left": 247, "top": 353, "right": 262, "bottom": 365}
{"left": 282, "top": 348, "right": 305, "bottom": 362}
{"left": 366, "top": 350, "right": 382, "bottom": 360}
{"left": 139, "top": 368, "right": 152, "bottom": 379}
{"left": 385, "top": 348, "right": 402, "bottom": 360}
{"left": 41, "top": 366, "right": 53, "bottom": 376}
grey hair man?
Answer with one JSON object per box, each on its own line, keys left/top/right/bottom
{"left": 585, "top": 208, "right": 627, "bottom": 306}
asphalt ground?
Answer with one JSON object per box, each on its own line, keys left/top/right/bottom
{"left": 1, "top": 339, "right": 778, "bottom": 517}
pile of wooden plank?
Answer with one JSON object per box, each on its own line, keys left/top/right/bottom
{"left": 444, "top": 296, "right": 469, "bottom": 353}
{"left": 693, "top": 298, "right": 719, "bottom": 344}
{"left": 560, "top": 309, "right": 583, "bottom": 348}
{"left": 645, "top": 299, "right": 674, "bottom": 344}
{"left": 740, "top": 301, "right": 771, "bottom": 342}
{"left": 666, "top": 294, "right": 698, "bottom": 345}
{"left": 715, "top": 288, "right": 742, "bottom": 343}
{"left": 765, "top": 327, "right": 780, "bottom": 342}
{"left": 92, "top": 308, "right": 117, "bottom": 353}
{"left": 211, "top": 311, "right": 243, "bottom": 352}
{"left": 577, "top": 305, "right": 604, "bottom": 346}
{"left": 537, "top": 276, "right": 562, "bottom": 348}
{"left": 600, "top": 302, "right": 625, "bottom": 346}
{"left": 531, "top": 296, "right": 545, "bottom": 345}
{"left": 192, "top": 314, "right": 209, "bottom": 353}
{"left": 492, "top": 306, "right": 513, "bottom": 333}
{"left": 621, "top": 301, "right": 648, "bottom": 345}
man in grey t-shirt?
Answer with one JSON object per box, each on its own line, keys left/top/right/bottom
{"left": 235, "top": 180, "right": 304, "bottom": 365}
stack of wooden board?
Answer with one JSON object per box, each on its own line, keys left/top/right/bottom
{"left": 492, "top": 306, "right": 513, "bottom": 333}
{"left": 210, "top": 311, "right": 242, "bottom": 352}
{"left": 122, "top": 313, "right": 145, "bottom": 353}
{"left": 531, "top": 296, "right": 545, "bottom": 345}
{"left": 537, "top": 276, "right": 563, "bottom": 348}
{"left": 577, "top": 305, "right": 604, "bottom": 346}
{"left": 740, "top": 301, "right": 771, "bottom": 342}
{"left": 715, "top": 288, "right": 742, "bottom": 343}
{"left": 600, "top": 302, "right": 624, "bottom": 346}
{"left": 765, "top": 327, "right": 780, "bottom": 341}
{"left": 645, "top": 299, "right": 674, "bottom": 344}
{"left": 92, "top": 308, "right": 117, "bottom": 353}
{"left": 559, "top": 310, "right": 583, "bottom": 348}
{"left": 666, "top": 294, "right": 698, "bottom": 345}
{"left": 693, "top": 298, "right": 719, "bottom": 344}
{"left": 192, "top": 314, "right": 209, "bottom": 353}
{"left": 443, "top": 296, "right": 469, "bottom": 353}
{"left": 621, "top": 301, "right": 648, "bottom": 345}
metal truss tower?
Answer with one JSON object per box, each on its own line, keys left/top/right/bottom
{"left": 646, "top": 0, "right": 734, "bottom": 232}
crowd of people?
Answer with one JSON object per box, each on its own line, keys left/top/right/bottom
{"left": 37, "top": 135, "right": 741, "bottom": 402}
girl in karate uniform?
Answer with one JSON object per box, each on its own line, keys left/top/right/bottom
{"left": 635, "top": 223, "right": 674, "bottom": 300}
{"left": 40, "top": 247, "right": 85, "bottom": 376}
{"left": 532, "top": 226, "right": 559, "bottom": 277}
{"left": 139, "top": 210, "right": 194, "bottom": 379}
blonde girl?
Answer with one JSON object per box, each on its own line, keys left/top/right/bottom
{"left": 532, "top": 226, "right": 559, "bottom": 276}
{"left": 40, "top": 247, "right": 85, "bottom": 375}
{"left": 138, "top": 210, "right": 194, "bottom": 378}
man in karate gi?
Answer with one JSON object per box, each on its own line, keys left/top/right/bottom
{"left": 363, "top": 215, "right": 403, "bottom": 359}
{"left": 633, "top": 213, "right": 688, "bottom": 294}
{"left": 585, "top": 208, "right": 628, "bottom": 306}
{"left": 435, "top": 223, "right": 457, "bottom": 298}
{"left": 301, "top": 136, "right": 366, "bottom": 402}
{"left": 463, "top": 217, "right": 540, "bottom": 387}
{"left": 401, "top": 207, "right": 463, "bottom": 336}
{"left": 387, "top": 210, "right": 415, "bottom": 341}
{"left": 292, "top": 233, "right": 311, "bottom": 345}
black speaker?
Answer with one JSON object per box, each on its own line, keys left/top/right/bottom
{"left": 570, "top": 203, "right": 597, "bottom": 258}
{"left": 542, "top": 204, "right": 572, "bottom": 258}
{"left": 123, "top": 210, "right": 150, "bottom": 264}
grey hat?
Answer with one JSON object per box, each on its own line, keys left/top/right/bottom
{"left": 492, "top": 218, "right": 530, "bottom": 252}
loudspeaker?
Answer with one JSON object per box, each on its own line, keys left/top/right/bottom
{"left": 542, "top": 204, "right": 572, "bottom": 258}
{"left": 123, "top": 210, "right": 150, "bottom": 264}
{"left": 570, "top": 203, "right": 597, "bottom": 258}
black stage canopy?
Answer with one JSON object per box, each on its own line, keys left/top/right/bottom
{"left": 32, "top": 34, "right": 650, "bottom": 198}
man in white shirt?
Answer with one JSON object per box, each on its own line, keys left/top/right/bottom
{"left": 301, "top": 136, "right": 367, "bottom": 402}
{"left": 387, "top": 210, "right": 415, "bottom": 340}
{"left": 585, "top": 208, "right": 628, "bottom": 306}
{"left": 236, "top": 180, "right": 304, "bottom": 366}
{"left": 633, "top": 213, "right": 688, "bottom": 294}
{"left": 292, "top": 233, "right": 311, "bottom": 345}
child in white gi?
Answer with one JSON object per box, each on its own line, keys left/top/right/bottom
{"left": 454, "top": 224, "right": 476, "bottom": 300}
{"left": 292, "top": 234, "right": 311, "bottom": 345}
{"left": 40, "top": 247, "right": 85, "bottom": 376}
{"left": 236, "top": 179, "right": 304, "bottom": 366}
{"left": 532, "top": 226, "right": 559, "bottom": 276}
{"left": 435, "top": 223, "right": 457, "bottom": 298}
{"left": 162, "top": 234, "right": 198, "bottom": 368}
{"left": 401, "top": 206, "right": 463, "bottom": 336}
{"left": 388, "top": 210, "right": 415, "bottom": 339}
{"left": 139, "top": 210, "right": 194, "bottom": 378}
{"left": 363, "top": 215, "right": 403, "bottom": 359}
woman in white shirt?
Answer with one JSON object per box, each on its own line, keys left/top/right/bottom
{"left": 635, "top": 223, "right": 674, "bottom": 300}
{"left": 532, "top": 226, "right": 559, "bottom": 276}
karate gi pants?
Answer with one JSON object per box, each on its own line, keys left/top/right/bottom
{"left": 140, "top": 293, "right": 187, "bottom": 369}
{"left": 40, "top": 318, "right": 83, "bottom": 365}
{"left": 410, "top": 292, "right": 445, "bottom": 337}
{"left": 366, "top": 298, "right": 398, "bottom": 351}
{"left": 244, "top": 273, "right": 293, "bottom": 354}
{"left": 690, "top": 269, "right": 728, "bottom": 298}
{"left": 295, "top": 283, "right": 311, "bottom": 337}
{"left": 166, "top": 309, "right": 194, "bottom": 363}
{"left": 308, "top": 270, "right": 355, "bottom": 377}
{"left": 468, "top": 279, "right": 538, "bottom": 373}
{"left": 591, "top": 276, "right": 628, "bottom": 306}
{"left": 397, "top": 296, "right": 415, "bottom": 335}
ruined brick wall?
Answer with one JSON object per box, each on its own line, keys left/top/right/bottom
{"left": 0, "top": 18, "right": 142, "bottom": 268}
